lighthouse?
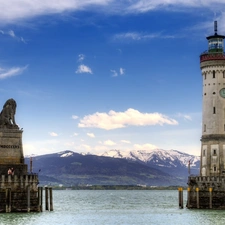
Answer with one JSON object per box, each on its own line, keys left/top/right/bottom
{"left": 187, "top": 21, "right": 225, "bottom": 209}
{"left": 200, "top": 21, "right": 225, "bottom": 176}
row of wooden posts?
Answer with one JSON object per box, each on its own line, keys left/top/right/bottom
{"left": 178, "top": 187, "right": 213, "bottom": 209}
{"left": 5, "top": 186, "right": 53, "bottom": 212}
{"left": 38, "top": 187, "right": 53, "bottom": 212}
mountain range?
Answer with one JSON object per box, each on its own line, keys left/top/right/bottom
{"left": 25, "top": 149, "right": 200, "bottom": 187}
{"left": 101, "top": 149, "right": 200, "bottom": 177}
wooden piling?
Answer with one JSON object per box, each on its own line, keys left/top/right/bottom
{"left": 178, "top": 187, "right": 183, "bottom": 209}
{"left": 180, "top": 187, "right": 183, "bottom": 209}
{"left": 178, "top": 187, "right": 181, "bottom": 208}
{"left": 45, "top": 187, "right": 49, "bottom": 211}
{"left": 41, "top": 187, "right": 43, "bottom": 212}
{"left": 9, "top": 188, "right": 11, "bottom": 213}
{"left": 49, "top": 187, "right": 53, "bottom": 211}
{"left": 196, "top": 187, "right": 199, "bottom": 209}
{"left": 5, "top": 188, "right": 8, "bottom": 213}
{"left": 38, "top": 187, "right": 43, "bottom": 212}
{"left": 209, "top": 187, "right": 213, "bottom": 209}
{"left": 6, "top": 188, "right": 11, "bottom": 213}
{"left": 187, "top": 187, "right": 190, "bottom": 208}
{"left": 38, "top": 187, "right": 40, "bottom": 212}
{"left": 27, "top": 185, "right": 30, "bottom": 212}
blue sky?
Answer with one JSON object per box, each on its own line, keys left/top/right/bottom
{"left": 0, "top": 0, "right": 224, "bottom": 156}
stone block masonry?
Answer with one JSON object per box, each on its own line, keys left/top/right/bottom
{"left": 187, "top": 176, "right": 225, "bottom": 209}
{"left": 0, "top": 174, "right": 39, "bottom": 212}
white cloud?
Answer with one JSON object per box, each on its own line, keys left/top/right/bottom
{"left": 64, "top": 142, "right": 75, "bottom": 147}
{"left": 110, "top": 70, "right": 118, "bottom": 77}
{"left": 72, "top": 115, "right": 79, "bottom": 119}
{"left": 76, "top": 64, "right": 92, "bottom": 74}
{"left": 87, "top": 132, "right": 95, "bottom": 138}
{"left": 177, "top": 113, "right": 192, "bottom": 121}
{"left": 133, "top": 143, "right": 158, "bottom": 150}
{"left": 184, "top": 115, "right": 192, "bottom": 121}
{"left": 8, "top": 30, "right": 15, "bottom": 37}
{"left": 0, "top": 29, "right": 26, "bottom": 43}
{"left": 114, "top": 32, "right": 174, "bottom": 41}
{"left": 74, "top": 144, "right": 109, "bottom": 154}
{"left": 114, "top": 32, "right": 149, "bottom": 40}
{"left": 78, "top": 108, "right": 178, "bottom": 130}
{"left": 0, "top": 65, "right": 28, "bottom": 79}
{"left": 0, "top": 0, "right": 111, "bottom": 24}
{"left": 120, "top": 68, "right": 125, "bottom": 75}
{"left": 80, "top": 144, "right": 91, "bottom": 151}
{"left": 104, "top": 140, "right": 116, "bottom": 146}
{"left": 23, "top": 144, "right": 37, "bottom": 155}
{"left": 78, "top": 54, "right": 85, "bottom": 62}
{"left": 49, "top": 132, "right": 58, "bottom": 137}
{"left": 0, "top": 1, "right": 224, "bottom": 25}
{"left": 121, "top": 140, "right": 131, "bottom": 144}
{"left": 126, "top": 0, "right": 222, "bottom": 13}
{"left": 111, "top": 68, "right": 125, "bottom": 77}
{"left": 20, "top": 37, "right": 26, "bottom": 43}
{"left": 73, "top": 133, "right": 78, "bottom": 136}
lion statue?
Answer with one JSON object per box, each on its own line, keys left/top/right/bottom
{"left": 0, "top": 98, "right": 19, "bottom": 129}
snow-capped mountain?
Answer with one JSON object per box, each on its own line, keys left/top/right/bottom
{"left": 101, "top": 149, "right": 199, "bottom": 167}
{"left": 26, "top": 150, "right": 182, "bottom": 186}
{"left": 25, "top": 149, "right": 199, "bottom": 185}
{"left": 101, "top": 149, "right": 200, "bottom": 176}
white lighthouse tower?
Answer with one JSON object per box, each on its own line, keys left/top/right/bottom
{"left": 187, "top": 21, "right": 225, "bottom": 209}
{"left": 200, "top": 21, "right": 225, "bottom": 177}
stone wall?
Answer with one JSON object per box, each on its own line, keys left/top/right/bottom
{"left": 187, "top": 175, "right": 225, "bottom": 209}
{"left": 0, "top": 129, "right": 24, "bottom": 165}
{"left": 0, "top": 174, "right": 40, "bottom": 212}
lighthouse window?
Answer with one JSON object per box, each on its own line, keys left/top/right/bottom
{"left": 213, "top": 107, "right": 216, "bottom": 114}
{"left": 214, "top": 166, "right": 217, "bottom": 172}
{"left": 213, "top": 149, "right": 217, "bottom": 155}
{"left": 223, "top": 71, "right": 225, "bottom": 78}
{"left": 213, "top": 70, "right": 215, "bottom": 78}
{"left": 205, "top": 74, "right": 206, "bottom": 80}
{"left": 204, "top": 124, "right": 206, "bottom": 132}
{"left": 203, "top": 150, "right": 206, "bottom": 156}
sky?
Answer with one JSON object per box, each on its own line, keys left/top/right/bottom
{"left": 0, "top": 1, "right": 225, "bottom": 157}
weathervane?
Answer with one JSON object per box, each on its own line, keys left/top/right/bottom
{"left": 214, "top": 21, "right": 217, "bottom": 35}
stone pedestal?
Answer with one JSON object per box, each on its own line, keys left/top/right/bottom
{"left": 0, "top": 129, "right": 27, "bottom": 175}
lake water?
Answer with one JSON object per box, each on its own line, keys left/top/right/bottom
{"left": 1, "top": 190, "right": 225, "bottom": 225}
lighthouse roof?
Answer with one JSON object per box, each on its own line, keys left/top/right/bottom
{"left": 206, "top": 34, "right": 225, "bottom": 40}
